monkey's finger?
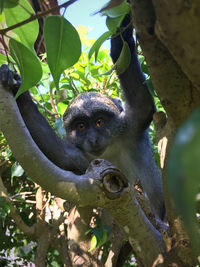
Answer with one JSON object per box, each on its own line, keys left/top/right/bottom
{"left": 0, "top": 64, "right": 14, "bottom": 87}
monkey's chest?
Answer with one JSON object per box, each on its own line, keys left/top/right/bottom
{"left": 100, "top": 143, "right": 140, "bottom": 185}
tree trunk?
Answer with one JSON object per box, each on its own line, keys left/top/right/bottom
{"left": 130, "top": 0, "right": 200, "bottom": 265}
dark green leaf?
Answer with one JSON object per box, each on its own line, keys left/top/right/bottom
{"left": 0, "top": 0, "right": 19, "bottom": 13}
{"left": 106, "top": 15, "right": 124, "bottom": 34}
{"left": 0, "top": 0, "right": 5, "bottom": 13}
{"left": 103, "top": 225, "right": 110, "bottom": 235}
{"left": 88, "top": 31, "right": 112, "bottom": 61}
{"left": 95, "top": 65, "right": 115, "bottom": 77}
{"left": 4, "top": 0, "right": 38, "bottom": 50}
{"left": 9, "top": 38, "right": 42, "bottom": 98}
{"left": 1, "top": 0, "right": 19, "bottom": 8}
{"left": 88, "top": 226, "right": 109, "bottom": 251}
{"left": 145, "top": 78, "right": 156, "bottom": 97}
{"left": 92, "top": 227, "right": 103, "bottom": 241}
{"left": 167, "top": 107, "right": 200, "bottom": 251}
{"left": 85, "top": 227, "right": 93, "bottom": 235}
{"left": 115, "top": 41, "right": 131, "bottom": 74}
{"left": 101, "top": 1, "right": 130, "bottom": 18}
{"left": 0, "top": 197, "right": 11, "bottom": 226}
{"left": 44, "top": 16, "right": 81, "bottom": 89}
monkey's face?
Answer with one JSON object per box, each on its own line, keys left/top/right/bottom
{"left": 66, "top": 111, "right": 121, "bottom": 156}
{"left": 63, "top": 92, "right": 126, "bottom": 156}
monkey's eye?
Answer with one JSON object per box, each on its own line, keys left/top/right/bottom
{"left": 96, "top": 118, "right": 104, "bottom": 128}
{"left": 76, "top": 122, "right": 86, "bottom": 132}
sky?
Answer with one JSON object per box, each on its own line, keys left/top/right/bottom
{"left": 59, "top": 0, "right": 110, "bottom": 48}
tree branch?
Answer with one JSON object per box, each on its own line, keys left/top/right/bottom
{"left": 32, "top": 95, "right": 58, "bottom": 116}
{"left": 0, "top": 0, "right": 78, "bottom": 35}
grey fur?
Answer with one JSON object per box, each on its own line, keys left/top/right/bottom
{"left": 63, "top": 92, "right": 164, "bottom": 218}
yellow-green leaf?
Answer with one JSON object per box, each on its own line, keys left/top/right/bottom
{"left": 88, "top": 235, "right": 97, "bottom": 252}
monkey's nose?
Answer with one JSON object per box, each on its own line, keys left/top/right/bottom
{"left": 88, "top": 138, "right": 99, "bottom": 148}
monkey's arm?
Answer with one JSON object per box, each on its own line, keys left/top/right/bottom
{"left": 0, "top": 65, "right": 89, "bottom": 174}
{"left": 111, "top": 15, "right": 156, "bottom": 132}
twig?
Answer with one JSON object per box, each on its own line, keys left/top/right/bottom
{"left": 0, "top": 0, "right": 78, "bottom": 35}
{"left": 0, "top": 34, "right": 10, "bottom": 62}
{"left": 49, "top": 86, "right": 59, "bottom": 118}
{"left": 31, "top": 95, "right": 58, "bottom": 116}
{"left": 71, "top": 79, "right": 79, "bottom": 95}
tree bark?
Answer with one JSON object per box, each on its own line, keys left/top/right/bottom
{"left": 130, "top": 0, "right": 199, "bottom": 265}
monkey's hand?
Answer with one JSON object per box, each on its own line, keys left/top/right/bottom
{"left": 0, "top": 64, "right": 21, "bottom": 92}
{"left": 111, "top": 14, "right": 135, "bottom": 64}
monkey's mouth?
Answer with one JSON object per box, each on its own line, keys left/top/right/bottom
{"left": 89, "top": 147, "right": 106, "bottom": 156}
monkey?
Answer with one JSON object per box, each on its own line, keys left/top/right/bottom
{"left": 62, "top": 15, "right": 165, "bottom": 219}
{"left": 0, "top": 15, "right": 164, "bottom": 219}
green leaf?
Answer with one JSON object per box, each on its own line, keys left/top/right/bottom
{"left": 95, "top": 65, "right": 115, "bottom": 77}
{"left": 167, "top": 107, "right": 200, "bottom": 251}
{"left": 145, "top": 78, "right": 156, "bottom": 97}
{"left": 0, "top": 0, "right": 19, "bottom": 13}
{"left": 115, "top": 41, "right": 131, "bottom": 74}
{"left": 85, "top": 227, "right": 93, "bottom": 235}
{"left": 139, "top": 55, "right": 149, "bottom": 75}
{"left": 2, "top": 0, "right": 19, "bottom": 8}
{"left": 97, "top": 230, "right": 108, "bottom": 247}
{"left": 11, "top": 162, "right": 24, "bottom": 178}
{"left": 88, "top": 225, "right": 109, "bottom": 251}
{"left": 9, "top": 38, "right": 42, "bottom": 98}
{"left": 4, "top": 0, "right": 38, "bottom": 50}
{"left": 101, "top": 1, "right": 130, "bottom": 18}
{"left": 106, "top": 15, "right": 124, "bottom": 34}
{"left": 0, "top": 52, "right": 7, "bottom": 64}
{"left": 88, "top": 31, "right": 112, "bottom": 61}
{"left": 57, "top": 102, "right": 67, "bottom": 116}
{"left": 89, "top": 235, "right": 97, "bottom": 252}
{"left": 44, "top": 16, "right": 81, "bottom": 89}
{"left": 0, "top": 197, "right": 11, "bottom": 226}
{"left": 0, "top": 0, "right": 4, "bottom": 13}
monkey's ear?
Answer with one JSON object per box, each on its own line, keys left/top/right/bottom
{"left": 112, "top": 97, "right": 124, "bottom": 113}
